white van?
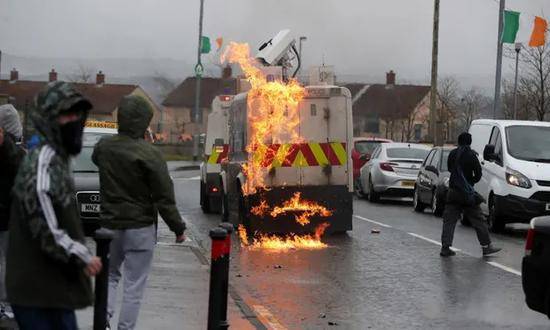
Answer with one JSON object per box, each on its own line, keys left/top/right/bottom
{"left": 469, "top": 119, "right": 550, "bottom": 232}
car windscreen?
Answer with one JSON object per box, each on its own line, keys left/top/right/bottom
{"left": 355, "top": 141, "right": 381, "bottom": 155}
{"left": 72, "top": 146, "right": 97, "bottom": 172}
{"left": 441, "top": 150, "right": 451, "bottom": 172}
{"left": 386, "top": 147, "right": 429, "bottom": 160}
{"left": 506, "top": 126, "right": 550, "bottom": 162}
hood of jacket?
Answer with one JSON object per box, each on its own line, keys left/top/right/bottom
{"left": 0, "top": 104, "right": 22, "bottom": 140}
{"left": 117, "top": 95, "right": 153, "bottom": 139}
{"left": 33, "top": 82, "right": 92, "bottom": 155}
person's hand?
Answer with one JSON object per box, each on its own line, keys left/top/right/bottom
{"left": 175, "top": 233, "right": 186, "bottom": 243}
{"left": 0, "top": 128, "right": 4, "bottom": 146}
{"left": 84, "top": 256, "right": 102, "bottom": 277}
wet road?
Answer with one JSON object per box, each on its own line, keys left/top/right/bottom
{"left": 171, "top": 170, "right": 549, "bottom": 329}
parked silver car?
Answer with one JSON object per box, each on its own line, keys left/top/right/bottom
{"left": 357, "top": 142, "right": 431, "bottom": 202}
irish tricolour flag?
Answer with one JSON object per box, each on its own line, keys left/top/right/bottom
{"left": 502, "top": 10, "right": 548, "bottom": 47}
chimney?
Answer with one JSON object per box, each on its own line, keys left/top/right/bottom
{"left": 49, "top": 69, "right": 57, "bottom": 82}
{"left": 222, "top": 65, "right": 232, "bottom": 79}
{"left": 96, "top": 71, "right": 105, "bottom": 85}
{"left": 10, "top": 68, "right": 18, "bottom": 82}
{"left": 386, "top": 70, "right": 396, "bottom": 85}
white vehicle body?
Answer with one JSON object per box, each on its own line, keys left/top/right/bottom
{"left": 469, "top": 119, "right": 550, "bottom": 231}
{"left": 200, "top": 95, "right": 233, "bottom": 213}
{"left": 359, "top": 142, "right": 431, "bottom": 202}
{"left": 221, "top": 85, "right": 354, "bottom": 233}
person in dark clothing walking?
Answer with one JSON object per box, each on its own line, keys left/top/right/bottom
{"left": 440, "top": 132, "right": 501, "bottom": 257}
{"left": 6, "top": 82, "right": 102, "bottom": 330}
{"left": 92, "top": 95, "right": 186, "bottom": 330}
{"left": 0, "top": 104, "right": 26, "bottom": 319}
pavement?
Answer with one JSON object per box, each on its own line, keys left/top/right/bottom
{"left": 173, "top": 169, "right": 550, "bottom": 329}
{"left": 76, "top": 221, "right": 257, "bottom": 330}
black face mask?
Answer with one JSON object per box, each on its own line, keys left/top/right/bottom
{"left": 59, "top": 120, "right": 85, "bottom": 155}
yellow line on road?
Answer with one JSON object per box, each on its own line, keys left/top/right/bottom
{"left": 252, "top": 305, "right": 288, "bottom": 330}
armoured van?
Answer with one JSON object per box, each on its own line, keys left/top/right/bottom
{"left": 220, "top": 85, "right": 354, "bottom": 234}
{"left": 200, "top": 95, "right": 233, "bottom": 213}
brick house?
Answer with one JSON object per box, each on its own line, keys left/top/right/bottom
{"left": 161, "top": 67, "right": 238, "bottom": 143}
{"left": 0, "top": 68, "right": 161, "bottom": 138}
{"left": 344, "top": 71, "right": 432, "bottom": 142}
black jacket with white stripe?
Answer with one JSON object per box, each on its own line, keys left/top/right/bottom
{"left": 6, "top": 82, "right": 93, "bottom": 309}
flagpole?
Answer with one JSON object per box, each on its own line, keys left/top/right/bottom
{"left": 430, "top": 0, "right": 441, "bottom": 146}
{"left": 493, "top": 0, "right": 505, "bottom": 119}
{"left": 193, "top": 0, "right": 205, "bottom": 161}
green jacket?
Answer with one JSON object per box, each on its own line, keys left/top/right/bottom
{"left": 92, "top": 95, "right": 185, "bottom": 235}
{"left": 7, "top": 82, "right": 93, "bottom": 309}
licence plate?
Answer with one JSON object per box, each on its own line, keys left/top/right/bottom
{"left": 401, "top": 181, "right": 415, "bottom": 187}
{"left": 546, "top": 203, "right": 550, "bottom": 211}
{"left": 81, "top": 204, "right": 100, "bottom": 213}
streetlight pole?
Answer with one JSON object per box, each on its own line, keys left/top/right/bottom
{"left": 298, "top": 36, "right": 307, "bottom": 76}
{"left": 513, "top": 42, "right": 522, "bottom": 120}
{"left": 193, "top": 0, "right": 205, "bottom": 161}
{"left": 493, "top": 0, "right": 506, "bottom": 119}
{"left": 429, "top": 0, "right": 441, "bottom": 146}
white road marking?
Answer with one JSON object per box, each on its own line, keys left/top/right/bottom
{"left": 407, "top": 232, "right": 462, "bottom": 252}
{"left": 487, "top": 261, "right": 522, "bottom": 276}
{"left": 252, "top": 305, "right": 288, "bottom": 330}
{"left": 353, "top": 215, "right": 392, "bottom": 228}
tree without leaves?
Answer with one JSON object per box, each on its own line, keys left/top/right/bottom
{"left": 457, "top": 88, "right": 489, "bottom": 131}
{"left": 438, "top": 76, "right": 461, "bottom": 141}
{"left": 516, "top": 45, "right": 550, "bottom": 121}
{"left": 67, "top": 64, "right": 94, "bottom": 83}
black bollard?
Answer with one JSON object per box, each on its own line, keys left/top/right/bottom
{"left": 207, "top": 227, "right": 228, "bottom": 330}
{"left": 93, "top": 228, "right": 114, "bottom": 330}
{"left": 218, "top": 223, "right": 234, "bottom": 330}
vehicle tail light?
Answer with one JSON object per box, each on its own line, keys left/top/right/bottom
{"left": 525, "top": 228, "right": 535, "bottom": 256}
{"left": 380, "top": 162, "right": 397, "bottom": 172}
{"left": 210, "top": 187, "right": 219, "bottom": 193}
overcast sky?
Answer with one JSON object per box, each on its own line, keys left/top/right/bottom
{"left": 1, "top": 0, "right": 549, "bottom": 83}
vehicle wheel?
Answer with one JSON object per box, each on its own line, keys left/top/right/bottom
{"left": 431, "top": 191, "right": 444, "bottom": 217}
{"left": 367, "top": 177, "right": 380, "bottom": 203}
{"left": 488, "top": 195, "right": 505, "bottom": 233}
{"left": 220, "top": 185, "right": 229, "bottom": 222}
{"left": 413, "top": 187, "right": 426, "bottom": 212}
{"left": 355, "top": 179, "right": 366, "bottom": 199}
{"left": 200, "top": 182, "right": 211, "bottom": 213}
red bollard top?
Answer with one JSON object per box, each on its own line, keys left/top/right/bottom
{"left": 210, "top": 227, "right": 228, "bottom": 260}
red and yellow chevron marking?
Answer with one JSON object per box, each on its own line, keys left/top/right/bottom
{"left": 254, "top": 142, "right": 346, "bottom": 168}
{"left": 207, "top": 145, "right": 229, "bottom": 164}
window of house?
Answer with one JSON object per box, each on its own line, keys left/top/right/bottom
{"left": 414, "top": 124, "right": 423, "bottom": 141}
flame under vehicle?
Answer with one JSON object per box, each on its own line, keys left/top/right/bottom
{"left": 219, "top": 30, "right": 354, "bottom": 235}
{"left": 200, "top": 95, "right": 233, "bottom": 213}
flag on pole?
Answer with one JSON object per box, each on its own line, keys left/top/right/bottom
{"left": 502, "top": 11, "right": 520, "bottom": 44}
{"left": 216, "top": 37, "right": 223, "bottom": 51}
{"left": 200, "top": 36, "right": 211, "bottom": 54}
{"left": 529, "top": 16, "right": 548, "bottom": 47}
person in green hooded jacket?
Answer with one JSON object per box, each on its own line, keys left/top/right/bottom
{"left": 92, "top": 95, "right": 186, "bottom": 330}
{"left": 7, "top": 82, "right": 103, "bottom": 330}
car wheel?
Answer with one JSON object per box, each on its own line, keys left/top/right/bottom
{"left": 413, "top": 187, "right": 425, "bottom": 212}
{"left": 488, "top": 195, "right": 505, "bottom": 233}
{"left": 368, "top": 176, "right": 380, "bottom": 203}
{"left": 200, "top": 182, "right": 211, "bottom": 213}
{"left": 431, "top": 191, "right": 444, "bottom": 217}
{"left": 355, "top": 178, "right": 366, "bottom": 199}
{"left": 220, "top": 184, "right": 229, "bottom": 222}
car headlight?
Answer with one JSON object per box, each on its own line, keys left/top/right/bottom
{"left": 506, "top": 168, "right": 532, "bottom": 189}
{"left": 443, "top": 177, "right": 450, "bottom": 187}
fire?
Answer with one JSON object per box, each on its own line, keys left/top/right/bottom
{"left": 223, "top": 42, "right": 331, "bottom": 250}
{"left": 238, "top": 223, "right": 330, "bottom": 251}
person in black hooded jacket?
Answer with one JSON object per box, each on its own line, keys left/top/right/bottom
{"left": 440, "top": 132, "right": 501, "bottom": 257}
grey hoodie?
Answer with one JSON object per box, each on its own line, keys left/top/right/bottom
{"left": 0, "top": 104, "right": 22, "bottom": 141}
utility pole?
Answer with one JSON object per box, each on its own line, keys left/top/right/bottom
{"left": 493, "top": 0, "right": 506, "bottom": 119}
{"left": 429, "top": 0, "right": 442, "bottom": 146}
{"left": 513, "top": 42, "right": 522, "bottom": 119}
{"left": 193, "top": 0, "right": 205, "bottom": 161}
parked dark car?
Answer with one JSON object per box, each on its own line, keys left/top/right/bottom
{"left": 522, "top": 216, "right": 550, "bottom": 319}
{"left": 413, "top": 147, "right": 452, "bottom": 216}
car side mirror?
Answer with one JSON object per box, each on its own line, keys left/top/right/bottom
{"left": 483, "top": 144, "right": 497, "bottom": 162}
{"left": 425, "top": 165, "right": 439, "bottom": 175}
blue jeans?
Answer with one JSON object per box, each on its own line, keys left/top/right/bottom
{"left": 12, "top": 305, "right": 77, "bottom": 330}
